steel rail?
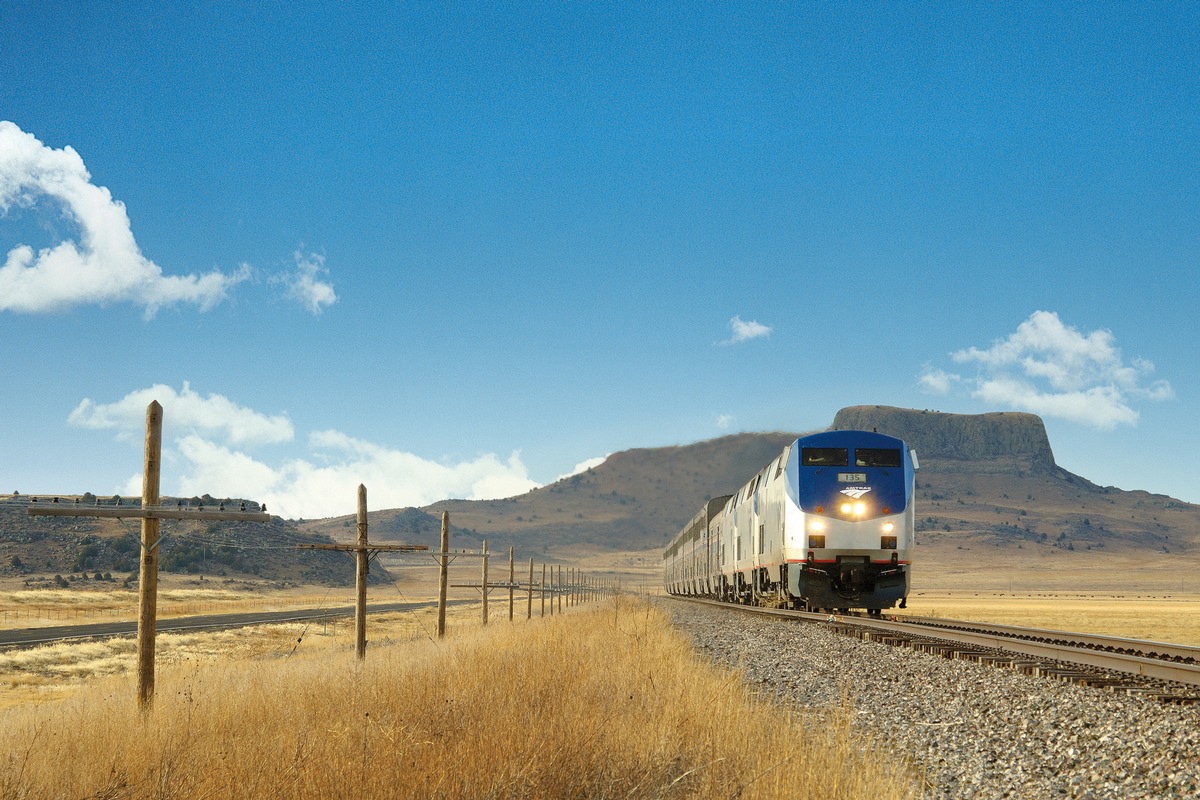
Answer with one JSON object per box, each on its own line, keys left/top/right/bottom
{"left": 894, "top": 614, "right": 1200, "bottom": 664}
{"left": 679, "top": 597, "right": 1200, "bottom": 688}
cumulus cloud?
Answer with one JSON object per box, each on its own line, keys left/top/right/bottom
{"left": 716, "top": 414, "right": 735, "bottom": 430}
{"left": 920, "top": 311, "right": 1173, "bottom": 429}
{"left": 720, "top": 315, "right": 772, "bottom": 345}
{"left": 917, "top": 367, "right": 960, "bottom": 395}
{"left": 69, "top": 382, "right": 293, "bottom": 446}
{"left": 0, "top": 121, "right": 248, "bottom": 316}
{"left": 83, "top": 383, "right": 541, "bottom": 519}
{"left": 555, "top": 455, "right": 609, "bottom": 482}
{"left": 279, "top": 249, "right": 337, "bottom": 314}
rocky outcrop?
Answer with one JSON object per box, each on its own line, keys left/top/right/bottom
{"left": 831, "top": 406, "right": 1057, "bottom": 475}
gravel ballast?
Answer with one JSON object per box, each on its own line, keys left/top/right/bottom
{"left": 664, "top": 600, "right": 1200, "bottom": 799}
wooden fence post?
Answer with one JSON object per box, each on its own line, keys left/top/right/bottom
{"left": 541, "top": 563, "right": 547, "bottom": 617}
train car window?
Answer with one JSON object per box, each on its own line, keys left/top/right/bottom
{"left": 801, "top": 447, "right": 848, "bottom": 466}
{"left": 855, "top": 448, "right": 902, "bottom": 468}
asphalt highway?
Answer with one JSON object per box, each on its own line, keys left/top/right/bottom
{"left": 0, "top": 600, "right": 451, "bottom": 649}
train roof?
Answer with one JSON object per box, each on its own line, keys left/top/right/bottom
{"left": 795, "top": 429, "right": 910, "bottom": 449}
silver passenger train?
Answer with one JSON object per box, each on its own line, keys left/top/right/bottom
{"left": 663, "top": 430, "right": 918, "bottom": 614}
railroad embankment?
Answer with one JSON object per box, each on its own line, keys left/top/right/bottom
{"left": 667, "top": 599, "right": 1200, "bottom": 799}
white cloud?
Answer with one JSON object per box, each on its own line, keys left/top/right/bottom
{"left": 279, "top": 249, "right": 336, "bottom": 314}
{"left": 78, "top": 383, "right": 541, "bottom": 519}
{"left": 68, "top": 382, "right": 294, "bottom": 446}
{"left": 922, "top": 311, "right": 1173, "bottom": 430}
{"left": 716, "top": 414, "right": 735, "bottom": 430}
{"left": 720, "top": 315, "right": 772, "bottom": 345}
{"left": 918, "top": 367, "right": 959, "bottom": 395}
{"left": 555, "top": 455, "right": 609, "bottom": 482}
{"left": 169, "top": 431, "right": 539, "bottom": 519}
{"left": 0, "top": 121, "right": 248, "bottom": 316}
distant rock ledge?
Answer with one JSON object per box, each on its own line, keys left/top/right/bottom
{"left": 831, "top": 405, "right": 1058, "bottom": 475}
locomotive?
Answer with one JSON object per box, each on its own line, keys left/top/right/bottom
{"left": 663, "top": 429, "right": 918, "bottom": 613}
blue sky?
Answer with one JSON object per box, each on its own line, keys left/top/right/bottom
{"left": 2, "top": 2, "right": 1197, "bottom": 518}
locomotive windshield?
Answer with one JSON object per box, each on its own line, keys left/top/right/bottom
{"left": 855, "top": 448, "right": 902, "bottom": 468}
{"left": 801, "top": 448, "right": 848, "bottom": 466}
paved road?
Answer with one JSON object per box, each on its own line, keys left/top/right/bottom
{"left": 0, "top": 600, "right": 451, "bottom": 649}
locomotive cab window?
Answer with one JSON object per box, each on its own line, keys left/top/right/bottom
{"left": 801, "top": 448, "right": 848, "bottom": 467}
{"left": 854, "top": 448, "right": 902, "bottom": 468}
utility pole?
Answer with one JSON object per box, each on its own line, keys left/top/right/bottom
{"left": 527, "top": 557, "right": 534, "bottom": 620}
{"left": 28, "top": 400, "right": 271, "bottom": 709}
{"left": 298, "top": 485, "right": 428, "bottom": 658}
{"left": 137, "top": 401, "right": 162, "bottom": 706}
{"left": 481, "top": 538, "right": 489, "bottom": 625}
{"left": 354, "top": 486, "right": 368, "bottom": 657}
{"left": 508, "top": 546, "right": 515, "bottom": 622}
{"left": 438, "top": 512, "right": 449, "bottom": 638}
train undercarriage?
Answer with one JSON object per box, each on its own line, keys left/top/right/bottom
{"left": 713, "top": 562, "right": 908, "bottom": 616}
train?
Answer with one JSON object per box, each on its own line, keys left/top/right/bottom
{"left": 662, "top": 429, "right": 918, "bottom": 614}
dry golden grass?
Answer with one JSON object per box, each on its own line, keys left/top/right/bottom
{"left": 897, "top": 591, "right": 1200, "bottom": 645}
{"left": 1, "top": 597, "right": 921, "bottom": 800}
{"left": 0, "top": 600, "right": 480, "bottom": 710}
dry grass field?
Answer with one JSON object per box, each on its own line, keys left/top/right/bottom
{"left": 0, "top": 596, "right": 921, "bottom": 800}
{"left": 0, "top": 597, "right": 490, "bottom": 710}
{"left": 903, "top": 549, "right": 1200, "bottom": 644}
{"left": 896, "top": 591, "right": 1200, "bottom": 645}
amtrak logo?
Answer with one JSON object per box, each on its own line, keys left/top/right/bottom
{"left": 840, "top": 486, "right": 872, "bottom": 499}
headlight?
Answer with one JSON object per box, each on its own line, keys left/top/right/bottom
{"left": 882, "top": 522, "right": 895, "bottom": 534}
{"left": 853, "top": 501, "right": 866, "bottom": 516}
{"left": 840, "top": 502, "right": 852, "bottom": 515}
{"left": 809, "top": 519, "right": 825, "bottom": 533}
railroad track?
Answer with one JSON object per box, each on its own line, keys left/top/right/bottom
{"left": 680, "top": 597, "right": 1200, "bottom": 704}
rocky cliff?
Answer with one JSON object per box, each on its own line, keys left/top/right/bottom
{"left": 831, "top": 406, "right": 1058, "bottom": 476}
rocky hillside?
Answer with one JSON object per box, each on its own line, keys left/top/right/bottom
{"left": 833, "top": 405, "right": 1058, "bottom": 475}
{"left": 0, "top": 494, "right": 354, "bottom": 585}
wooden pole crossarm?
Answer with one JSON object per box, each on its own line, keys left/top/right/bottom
{"left": 29, "top": 506, "right": 271, "bottom": 522}
{"left": 452, "top": 581, "right": 547, "bottom": 594}
{"left": 297, "top": 543, "right": 429, "bottom": 553}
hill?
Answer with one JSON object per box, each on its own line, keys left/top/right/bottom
{"left": 299, "top": 407, "right": 1199, "bottom": 567}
